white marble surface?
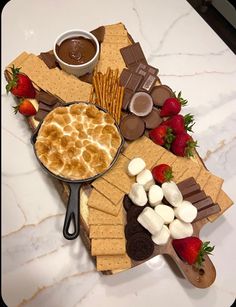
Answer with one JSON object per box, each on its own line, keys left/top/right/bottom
{"left": 2, "top": 0, "right": 236, "bottom": 306}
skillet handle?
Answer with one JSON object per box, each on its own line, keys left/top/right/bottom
{"left": 63, "top": 182, "right": 82, "bottom": 240}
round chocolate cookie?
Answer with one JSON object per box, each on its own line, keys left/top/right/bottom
{"left": 142, "top": 107, "right": 163, "bottom": 129}
{"left": 123, "top": 194, "right": 135, "bottom": 212}
{"left": 126, "top": 232, "right": 154, "bottom": 261}
{"left": 126, "top": 205, "right": 145, "bottom": 222}
{"left": 119, "top": 114, "right": 145, "bottom": 141}
{"left": 151, "top": 85, "right": 173, "bottom": 107}
{"left": 125, "top": 220, "right": 149, "bottom": 239}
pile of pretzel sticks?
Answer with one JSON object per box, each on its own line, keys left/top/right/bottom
{"left": 90, "top": 67, "right": 124, "bottom": 123}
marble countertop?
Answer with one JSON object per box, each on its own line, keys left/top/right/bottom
{"left": 2, "top": 0, "right": 236, "bottom": 306}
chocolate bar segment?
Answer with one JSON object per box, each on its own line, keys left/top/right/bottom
{"left": 194, "top": 204, "right": 221, "bottom": 222}
{"left": 194, "top": 196, "right": 213, "bottom": 211}
{"left": 138, "top": 73, "right": 157, "bottom": 92}
{"left": 39, "top": 52, "right": 57, "bottom": 69}
{"left": 120, "top": 42, "right": 147, "bottom": 70}
{"left": 185, "top": 191, "right": 207, "bottom": 204}
{"left": 120, "top": 69, "right": 143, "bottom": 91}
{"left": 35, "top": 91, "right": 59, "bottom": 106}
{"left": 181, "top": 184, "right": 200, "bottom": 198}
{"left": 177, "top": 177, "right": 196, "bottom": 190}
{"left": 135, "top": 62, "right": 159, "bottom": 76}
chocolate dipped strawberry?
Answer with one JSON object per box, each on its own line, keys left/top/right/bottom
{"left": 171, "top": 131, "right": 197, "bottom": 157}
{"left": 160, "top": 91, "right": 187, "bottom": 117}
{"left": 6, "top": 66, "right": 36, "bottom": 98}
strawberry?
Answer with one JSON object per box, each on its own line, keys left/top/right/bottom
{"left": 6, "top": 66, "right": 36, "bottom": 98}
{"left": 160, "top": 91, "right": 188, "bottom": 117}
{"left": 13, "top": 99, "right": 37, "bottom": 116}
{"left": 149, "top": 125, "right": 175, "bottom": 150}
{"left": 152, "top": 164, "right": 173, "bottom": 184}
{"left": 172, "top": 237, "right": 214, "bottom": 267}
{"left": 161, "top": 114, "right": 195, "bottom": 135}
{"left": 170, "top": 131, "right": 197, "bottom": 157}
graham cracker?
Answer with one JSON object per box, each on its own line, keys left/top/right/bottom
{"left": 203, "top": 174, "right": 224, "bottom": 202}
{"left": 91, "top": 238, "right": 126, "bottom": 256}
{"left": 105, "top": 23, "right": 128, "bottom": 36}
{"left": 89, "top": 225, "right": 125, "bottom": 239}
{"left": 6, "top": 51, "right": 30, "bottom": 72}
{"left": 96, "top": 254, "right": 131, "bottom": 271}
{"left": 171, "top": 157, "right": 194, "bottom": 182}
{"left": 92, "top": 177, "right": 124, "bottom": 205}
{"left": 208, "top": 189, "right": 233, "bottom": 222}
{"left": 123, "top": 136, "right": 167, "bottom": 169}
{"left": 88, "top": 205, "right": 124, "bottom": 225}
{"left": 103, "top": 35, "right": 129, "bottom": 44}
{"left": 154, "top": 150, "right": 177, "bottom": 167}
{"left": 102, "top": 155, "right": 135, "bottom": 193}
{"left": 177, "top": 163, "right": 202, "bottom": 182}
{"left": 196, "top": 168, "right": 211, "bottom": 189}
{"left": 88, "top": 189, "right": 121, "bottom": 216}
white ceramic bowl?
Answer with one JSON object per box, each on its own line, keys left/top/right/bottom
{"left": 53, "top": 29, "right": 99, "bottom": 77}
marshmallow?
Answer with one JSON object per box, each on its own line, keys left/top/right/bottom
{"left": 136, "top": 169, "right": 155, "bottom": 191}
{"left": 161, "top": 181, "right": 183, "bottom": 207}
{"left": 148, "top": 185, "right": 164, "bottom": 206}
{"left": 128, "top": 183, "right": 148, "bottom": 206}
{"left": 152, "top": 225, "right": 170, "bottom": 245}
{"left": 169, "top": 219, "right": 193, "bottom": 239}
{"left": 154, "top": 204, "right": 175, "bottom": 224}
{"left": 174, "top": 200, "right": 197, "bottom": 223}
{"left": 137, "top": 207, "right": 164, "bottom": 235}
{"left": 127, "top": 157, "right": 146, "bottom": 176}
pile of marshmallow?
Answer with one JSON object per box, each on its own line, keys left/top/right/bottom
{"left": 127, "top": 158, "right": 198, "bottom": 245}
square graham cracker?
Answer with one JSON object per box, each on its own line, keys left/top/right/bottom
{"left": 91, "top": 238, "right": 126, "bottom": 256}
{"left": 89, "top": 225, "right": 125, "bottom": 239}
{"left": 203, "top": 174, "right": 224, "bottom": 202}
{"left": 92, "top": 177, "right": 124, "bottom": 205}
{"left": 123, "top": 136, "right": 167, "bottom": 169}
{"left": 88, "top": 189, "right": 122, "bottom": 216}
{"left": 196, "top": 168, "right": 211, "bottom": 189}
{"left": 102, "top": 155, "right": 135, "bottom": 193}
{"left": 177, "top": 163, "right": 202, "bottom": 182}
{"left": 96, "top": 254, "right": 131, "bottom": 271}
{"left": 88, "top": 205, "right": 124, "bottom": 225}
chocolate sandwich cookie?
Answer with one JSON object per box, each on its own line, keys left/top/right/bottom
{"left": 127, "top": 205, "right": 145, "bottom": 221}
{"left": 123, "top": 194, "right": 135, "bottom": 212}
{"left": 125, "top": 220, "right": 149, "bottom": 240}
{"left": 151, "top": 85, "right": 173, "bottom": 107}
{"left": 126, "top": 232, "right": 154, "bottom": 261}
{"left": 119, "top": 114, "right": 145, "bottom": 141}
{"left": 142, "top": 107, "right": 162, "bottom": 129}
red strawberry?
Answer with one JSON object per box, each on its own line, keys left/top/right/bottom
{"left": 171, "top": 131, "right": 197, "bottom": 157}
{"left": 152, "top": 164, "right": 173, "bottom": 184}
{"left": 161, "top": 114, "right": 195, "bottom": 135}
{"left": 149, "top": 125, "right": 175, "bottom": 150}
{"left": 172, "top": 237, "right": 214, "bottom": 267}
{"left": 13, "top": 99, "right": 37, "bottom": 116}
{"left": 160, "top": 91, "right": 187, "bottom": 117}
{"left": 6, "top": 66, "right": 36, "bottom": 98}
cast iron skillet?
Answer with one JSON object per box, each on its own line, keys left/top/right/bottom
{"left": 31, "top": 101, "right": 124, "bottom": 240}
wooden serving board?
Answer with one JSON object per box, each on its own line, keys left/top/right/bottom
{"left": 4, "top": 22, "right": 233, "bottom": 288}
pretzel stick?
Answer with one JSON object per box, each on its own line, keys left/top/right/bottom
{"left": 116, "top": 86, "right": 124, "bottom": 123}
{"left": 93, "top": 76, "right": 101, "bottom": 105}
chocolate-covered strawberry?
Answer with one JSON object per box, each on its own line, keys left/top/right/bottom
{"left": 160, "top": 91, "right": 187, "bottom": 117}
{"left": 6, "top": 66, "right": 36, "bottom": 98}
{"left": 171, "top": 131, "right": 197, "bottom": 157}
{"left": 172, "top": 237, "right": 214, "bottom": 267}
{"left": 161, "top": 114, "right": 195, "bottom": 135}
{"left": 149, "top": 125, "right": 175, "bottom": 150}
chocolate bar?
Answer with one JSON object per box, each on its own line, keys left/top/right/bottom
{"left": 135, "top": 62, "right": 159, "bottom": 77}
{"left": 35, "top": 91, "right": 59, "bottom": 106}
{"left": 181, "top": 184, "right": 200, "bottom": 198}
{"left": 138, "top": 73, "right": 157, "bottom": 92}
{"left": 194, "top": 196, "right": 213, "bottom": 211}
{"left": 177, "top": 177, "right": 196, "bottom": 190}
{"left": 185, "top": 191, "right": 207, "bottom": 204}
{"left": 194, "top": 204, "right": 221, "bottom": 222}
{"left": 39, "top": 52, "right": 57, "bottom": 69}
{"left": 120, "top": 69, "right": 143, "bottom": 91}
{"left": 34, "top": 109, "right": 49, "bottom": 122}
{"left": 120, "top": 42, "right": 147, "bottom": 70}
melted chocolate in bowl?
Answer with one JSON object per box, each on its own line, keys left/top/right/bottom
{"left": 56, "top": 36, "right": 96, "bottom": 65}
